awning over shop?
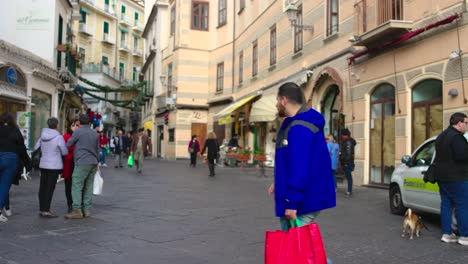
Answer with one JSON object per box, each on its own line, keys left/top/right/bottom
{"left": 249, "top": 94, "right": 277, "bottom": 122}
{"left": 214, "top": 94, "right": 260, "bottom": 124}
{"left": 80, "top": 7, "right": 91, "bottom": 14}
{"left": 143, "top": 121, "right": 152, "bottom": 130}
{"left": 119, "top": 26, "right": 129, "bottom": 33}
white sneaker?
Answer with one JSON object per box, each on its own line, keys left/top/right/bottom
{"left": 3, "top": 207, "right": 12, "bottom": 217}
{"left": 441, "top": 233, "right": 458, "bottom": 243}
{"left": 0, "top": 214, "right": 8, "bottom": 222}
{"left": 458, "top": 237, "right": 468, "bottom": 246}
{"left": 102, "top": 163, "right": 107, "bottom": 167}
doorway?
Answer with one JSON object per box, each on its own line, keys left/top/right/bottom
{"left": 412, "top": 79, "right": 443, "bottom": 150}
{"left": 321, "top": 85, "right": 342, "bottom": 138}
{"left": 370, "top": 83, "right": 395, "bottom": 185}
{"left": 191, "top": 123, "right": 207, "bottom": 150}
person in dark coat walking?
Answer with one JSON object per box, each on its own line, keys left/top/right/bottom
{"left": 340, "top": 128, "right": 356, "bottom": 196}
{"left": 0, "top": 112, "right": 31, "bottom": 222}
{"left": 201, "top": 132, "right": 219, "bottom": 177}
{"left": 113, "top": 129, "right": 128, "bottom": 168}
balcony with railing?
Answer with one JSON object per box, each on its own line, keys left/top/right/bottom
{"left": 102, "top": 33, "right": 115, "bottom": 45}
{"left": 78, "top": 23, "right": 93, "bottom": 36}
{"left": 133, "top": 21, "right": 144, "bottom": 32}
{"left": 119, "top": 41, "right": 130, "bottom": 52}
{"left": 82, "top": 63, "right": 123, "bottom": 83}
{"left": 352, "top": 0, "right": 411, "bottom": 47}
{"left": 132, "top": 47, "right": 142, "bottom": 57}
{"left": 104, "top": 4, "right": 115, "bottom": 16}
{"left": 119, "top": 14, "right": 132, "bottom": 27}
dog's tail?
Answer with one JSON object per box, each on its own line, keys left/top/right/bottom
{"left": 406, "top": 208, "right": 412, "bottom": 217}
{"left": 419, "top": 216, "right": 430, "bottom": 231}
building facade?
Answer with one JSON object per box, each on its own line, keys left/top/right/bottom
{"left": 144, "top": 0, "right": 468, "bottom": 187}
{"left": 75, "top": 0, "right": 145, "bottom": 133}
{"left": 0, "top": 0, "right": 81, "bottom": 148}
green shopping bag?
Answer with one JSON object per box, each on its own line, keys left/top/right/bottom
{"left": 105, "top": 146, "right": 111, "bottom": 154}
{"left": 128, "top": 154, "right": 134, "bottom": 168}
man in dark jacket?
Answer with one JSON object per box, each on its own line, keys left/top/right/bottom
{"left": 340, "top": 128, "right": 356, "bottom": 196}
{"left": 435, "top": 112, "right": 468, "bottom": 245}
{"left": 268, "top": 82, "right": 336, "bottom": 231}
{"left": 113, "top": 129, "right": 127, "bottom": 168}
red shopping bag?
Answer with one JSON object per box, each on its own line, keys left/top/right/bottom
{"left": 265, "top": 220, "right": 327, "bottom": 264}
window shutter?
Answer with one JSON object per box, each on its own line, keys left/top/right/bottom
{"left": 103, "top": 22, "right": 109, "bottom": 33}
{"left": 121, "top": 5, "right": 126, "bottom": 14}
{"left": 135, "top": 12, "right": 139, "bottom": 20}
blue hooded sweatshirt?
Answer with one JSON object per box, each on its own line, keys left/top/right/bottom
{"left": 274, "top": 107, "right": 336, "bottom": 217}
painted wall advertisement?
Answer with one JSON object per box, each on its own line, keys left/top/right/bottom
{"left": 16, "top": 1, "right": 51, "bottom": 30}
{"left": 17, "top": 112, "right": 31, "bottom": 149}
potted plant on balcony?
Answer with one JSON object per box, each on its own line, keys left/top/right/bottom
{"left": 56, "top": 44, "right": 66, "bottom": 52}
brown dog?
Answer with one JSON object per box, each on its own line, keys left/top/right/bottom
{"left": 401, "top": 208, "right": 428, "bottom": 239}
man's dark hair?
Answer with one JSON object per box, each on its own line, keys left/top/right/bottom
{"left": 277, "top": 82, "right": 306, "bottom": 105}
{"left": 449, "top": 112, "right": 467, "bottom": 126}
{"left": 191, "top": 135, "right": 197, "bottom": 140}
{"left": 47, "top": 117, "right": 59, "bottom": 129}
{"left": 138, "top": 128, "right": 144, "bottom": 132}
{"left": 79, "top": 114, "right": 90, "bottom": 125}
{"left": 341, "top": 128, "right": 351, "bottom": 137}
{"left": 0, "top": 112, "right": 17, "bottom": 127}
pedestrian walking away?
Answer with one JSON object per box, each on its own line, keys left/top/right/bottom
{"left": 64, "top": 114, "right": 99, "bottom": 219}
{"left": 201, "top": 132, "right": 219, "bottom": 177}
{"left": 63, "top": 119, "right": 80, "bottom": 213}
{"left": 0, "top": 112, "right": 32, "bottom": 222}
{"left": 114, "top": 129, "right": 128, "bottom": 168}
{"left": 34, "top": 117, "right": 68, "bottom": 218}
{"left": 433, "top": 112, "right": 468, "bottom": 245}
{"left": 268, "top": 82, "right": 336, "bottom": 231}
{"left": 188, "top": 135, "right": 200, "bottom": 167}
{"left": 130, "top": 128, "right": 152, "bottom": 174}
{"left": 340, "top": 128, "right": 356, "bottom": 196}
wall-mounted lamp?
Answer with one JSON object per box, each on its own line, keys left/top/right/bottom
{"left": 449, "top": 49, "right": 462, "bottom": 61}
{"left": 448, "top": 88, "right": 459, "bottom": 97}
{"left": 285, "top": 2, "right": 314, "bottom": 32}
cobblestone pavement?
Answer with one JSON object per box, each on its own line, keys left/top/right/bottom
{"left": 0, "top": 159, "right": 466, "bottom": 264}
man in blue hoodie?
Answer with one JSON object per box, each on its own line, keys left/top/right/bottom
{"left": 268, "top": 82, "right": 336, "bottom": 231}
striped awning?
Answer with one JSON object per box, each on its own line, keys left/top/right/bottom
{"left": 119, "top": 26, "right": 129, "bottom": 33}
{"left": 80, "top": 7, "right": 91, "bottom": 14}
{"left": 214, "top": 94, "right": 260, "bottom": 124}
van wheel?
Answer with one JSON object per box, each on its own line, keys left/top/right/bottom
{"left": 389, "top": 185, "right": 406, "bottom": 215}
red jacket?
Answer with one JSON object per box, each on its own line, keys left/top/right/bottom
{"left": 99, "top": 135, "right": 108, "bottom": 148}
{"left": 63, "top": 133, "right": 75, "bottom": 180}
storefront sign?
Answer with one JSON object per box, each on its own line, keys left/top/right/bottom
{"left": 17, "top": 112, "right": 31, "bottom": 149}
{"left": 16, "top": 4, "right": 51, "bottom": 30}
{"left": 7, "top": 67, "right": 17, "bottom": 85}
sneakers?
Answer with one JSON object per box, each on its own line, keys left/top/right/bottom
{"left": 458, "top": 236, "right": 468, "bottom": 246}
{"left": 0, "top": 214, "right": 8, "bottom": 222}
{"left": 101, "top": 163, "right": 107, "bottom": 167}
{"left": 441, "top": 233, "right": 458, "bottom": 243}
{"left": 3, "top": 207, "right": 12, "bottom": 217}
{"left": 83, "top": 210, "right": 91, "bottom": 218}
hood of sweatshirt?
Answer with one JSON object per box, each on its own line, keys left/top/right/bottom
{"left": 40, "top": 128, "right": 61, "bottom": 142}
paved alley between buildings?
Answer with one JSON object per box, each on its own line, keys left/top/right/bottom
{"left": 0, "top": 159, "right": 467, "bottom": 264}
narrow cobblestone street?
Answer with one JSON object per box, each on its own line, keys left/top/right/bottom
{"left": 0, "top": 159, "right": 467, "bottom": 264}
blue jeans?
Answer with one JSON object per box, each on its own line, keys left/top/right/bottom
{"left": 439, "top": 181, "right": 468, "bottom": 237}
{"left": 342, "top": 163, "right": 354, "bottom": 193}
{"left": 0, "top": 152, "right": 18, "bottom": 210}
{"left": 99, "top": 147, "right": 107, "bottom": 163}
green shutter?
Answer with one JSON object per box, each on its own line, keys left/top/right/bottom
{"left": 132, "top": 32, "right": 140, "bottom": 38}
{"left": 121, "top": 5, "right": 126, "bottom": 14}
{"left": 134, "top": 12, "right": 139, "bottom": 20}
{"left": 102, "top": 56, "right": 109, "bottom": 65}
{"left": 133, "top": 67, "right": 137, "bottom": 81}
{"left": 119, "top": 62, "right": 125, "bottom": 77}
{"left": 80, "top": 10, "right": 87, "bottom": 23}
{"left": 103, "top": 22, "right": 109, "bottom": 33}
{"left": 105, "top": 0, "right": 109, "bottom": 5}
{"left": 119, "top": 26, "right": 129, "bottom": 33}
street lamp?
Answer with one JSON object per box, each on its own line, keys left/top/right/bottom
{"left": 285, "top": 2, "right": 314, "bottom": 32}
